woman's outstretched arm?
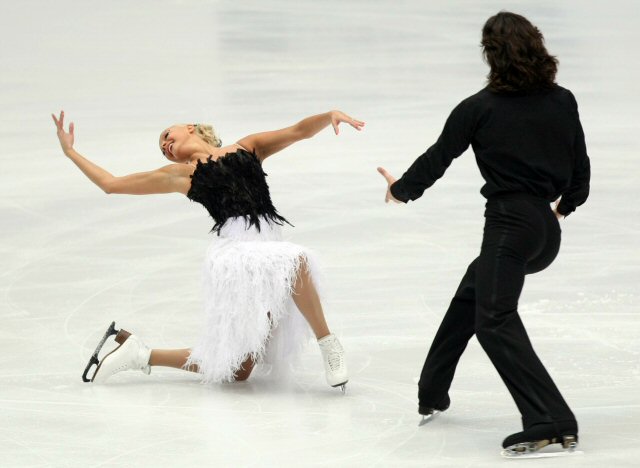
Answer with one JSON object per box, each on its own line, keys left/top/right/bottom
{"left": 236, "top": 110, "right": 365, "bottom": 161}
{"left": 52, "top": 111, "right": 191, "bottom": 195}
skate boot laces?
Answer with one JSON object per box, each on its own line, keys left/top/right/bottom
{"left": 318, "top": 334, "right": 348, "bottom": 388}
{"left": 319, "top": 334, "right": 344, "bottom": 365}
{"left": 112, "top": 338, "right": 151, "bottom": 374}
{"left": 326, "top": 348, "right": 344, "bottom": 372}
{"left": 92, "top": 335, "right": 151, "bottom": 383}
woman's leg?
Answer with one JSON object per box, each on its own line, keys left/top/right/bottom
{"left": 292, "top": 256, "right": 348, "bottom": 387}
{"left": 149, "top": 349, "right": 256, "bottom": 381}
{"left": 233, "top": 356, "right": 256, "bottom": 381}
{"left": 147, "top": 257, "right": 328, "bottom": 381}
{"left": 149, "top": 349, "right": 197, "bottom": 371}
{"left": 146, "top": 257, "right": 331, "bottom": 382}
{"left": 292, "top": 257, "right": 330, "bottom": 339}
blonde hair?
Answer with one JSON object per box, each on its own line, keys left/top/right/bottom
{"left": 194, "top": 123, "right": 222, "bottom": 147}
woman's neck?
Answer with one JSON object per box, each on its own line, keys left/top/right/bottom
{"left": 188, "top": 138, "right": 222, "bottom": 162}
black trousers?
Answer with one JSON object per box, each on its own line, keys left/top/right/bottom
{"left": 418, "top": 193, "right": 576, "bottom": 430}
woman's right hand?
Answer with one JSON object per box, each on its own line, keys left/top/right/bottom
{"left": 51, "top": 110, "right": 75, "bottom": 154}
{"left": 329, "top": 110, "right": 365, "bottom": 135}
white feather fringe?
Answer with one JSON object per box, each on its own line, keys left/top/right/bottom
{"left": 185, "top": 216, "right": 319, "bottom": 383}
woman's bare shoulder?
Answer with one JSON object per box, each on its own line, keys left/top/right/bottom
{"left": 157, "top": 163, "right": 195, "bottom": 195}
{"left": 159, "top": 163, "right": 196, "bottom": 175}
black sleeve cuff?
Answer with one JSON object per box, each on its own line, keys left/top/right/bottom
{"left": 557, "top": 199, "right": 575, "bottom": 217}
{"left": 390, "top": 180, "right": 410, "bottom": 203}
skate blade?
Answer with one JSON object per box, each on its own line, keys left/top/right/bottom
{"left": 417, "top": 410, "right": 439, "bottom": 427}
{"left": 501, "top": 449, "right": 584, "bottom": 459}
{"left": 82, "top": 322, "right": 131, "bottom": 382}
{"left": 501, "top": 436, "right": 582, "bottom": 459}
{"left": 331, "top": 382, "right": 348, "bottom": 394}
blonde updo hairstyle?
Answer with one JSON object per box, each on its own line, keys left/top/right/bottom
{"left": 194, "top": 123, "right": 222, "bottom": 147}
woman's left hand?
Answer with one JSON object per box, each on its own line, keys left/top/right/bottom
{"left": 51, "top": 110, "right": 75, "bottom": 155}
{"left": 330, "top": 110, "right": 365, "bottom": 135}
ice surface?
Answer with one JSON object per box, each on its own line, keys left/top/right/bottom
{"left": 1, "top": 0, "right": 639, "bottom": 466}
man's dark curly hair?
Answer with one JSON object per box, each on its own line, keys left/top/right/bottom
{"left": 482, "top": 12, "right": 558, "bottom": 93}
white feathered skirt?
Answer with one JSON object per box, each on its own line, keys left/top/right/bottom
{"left": 185, "top": 216, "right": 318, "bottom": 383}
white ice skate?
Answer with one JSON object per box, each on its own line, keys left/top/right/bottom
{"left": 318, "top": 334, "right": 348, "bottom": 392}
{"left": 83, "top": 322, "right": 151, "bottom": 383}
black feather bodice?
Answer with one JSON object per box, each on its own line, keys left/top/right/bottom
{"left": 186, "top": 149, "right": 291, "bottom": 234}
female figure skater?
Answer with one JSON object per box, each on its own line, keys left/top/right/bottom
{"left": 377, "top": 12, "right": 590, "bottom": 456}
{"left": 52, "top": 109, "right": 364, "bottom": 390}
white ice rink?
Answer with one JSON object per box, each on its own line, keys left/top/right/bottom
{"left": 1, "top": 0, "right": 639, "bottom": 466}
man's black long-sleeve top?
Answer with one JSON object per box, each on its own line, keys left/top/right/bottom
{"left": 390, "top": 85, "right": 590, "bottom": 216}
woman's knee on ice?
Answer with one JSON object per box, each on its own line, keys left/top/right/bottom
{"left": 233, "top": 356, "right": 255, "bottom": 382}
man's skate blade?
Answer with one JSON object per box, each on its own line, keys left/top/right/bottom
{"left": 502, "top": 435, "right": 581, "bottom": 459}
{"left": 418, "top": 411, "right": 439, "bottom": 427}
{"left": 501, "top": 449, "right": 584, "bottom": 459}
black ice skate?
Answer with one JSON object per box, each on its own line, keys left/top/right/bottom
{"left": 418, "top": 394, "right": 450, "bottom": 426}
{"left": 82, "top": 321, "right": 134, "bottom": 382}
{"left": 501, "top": 422, "right": 582, "bottom": 459}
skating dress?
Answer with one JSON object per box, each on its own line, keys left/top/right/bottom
{"left": 184, "top": 148, "right": 317, "bottom": 383}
